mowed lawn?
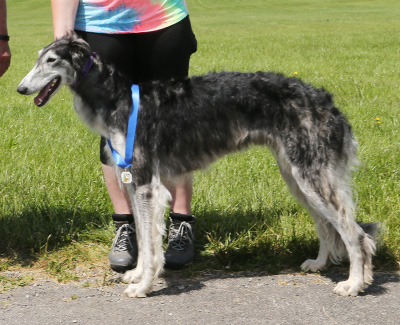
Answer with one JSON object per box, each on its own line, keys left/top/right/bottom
{"left": 0, "top": 0, "right": 399, "bottom": 288}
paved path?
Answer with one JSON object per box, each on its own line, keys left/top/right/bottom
{"left": 1, "top": 271, "right": 399, "bottom": 324}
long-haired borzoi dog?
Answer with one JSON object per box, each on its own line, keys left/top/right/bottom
{"left": 18, "top": 35, "right": 378, "bottom": 297}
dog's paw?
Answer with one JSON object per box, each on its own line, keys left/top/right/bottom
{"left": 123, "top": 268, "right": 142, "bottom": 284}
{"left": 334, "top": 280, "right": 364, "bottom": 296}
{"left": 123, "top": 284, "right": 148, "bottom": 298}
{"left": 301, "top": 259, "right": 326, "bottom": 273}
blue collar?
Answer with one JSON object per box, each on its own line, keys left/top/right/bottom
{"left": 72, "top": 52, "right": 96, "bottom": 86}
{"left": 107, "top": 84, "right": 140, "bottom": 170}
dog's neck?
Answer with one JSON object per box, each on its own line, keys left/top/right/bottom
{"left": 70, "top": 56, "right": 132, "bottom": 138}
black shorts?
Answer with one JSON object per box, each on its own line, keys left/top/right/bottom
{"left": 76, "top": 16, "right": 197, "bottom": 165}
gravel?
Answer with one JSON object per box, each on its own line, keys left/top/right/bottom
{"left": 1, "top": 271, "right": 399, "bottom": 324}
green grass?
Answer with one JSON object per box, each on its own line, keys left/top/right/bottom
{"left": 1, "top": 0, "right": 399, "bottom": 288}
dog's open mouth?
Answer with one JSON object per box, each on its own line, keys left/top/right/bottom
{"left": 34, "top": 76, "right": 61, "bottom": 107}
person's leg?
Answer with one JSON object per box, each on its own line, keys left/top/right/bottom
{"left": 137, "top": 15, "right": 197, "bottom": 216}
{"left": 77, "top": 17, "right": 198, "bottom": 270}
{"left": 135, "top": 16, "right": 198, "bottom": 268}
{"left": 163, "top": 174, "right": 196, "bottom": 269}
{"left": 168, "top": 175, "right": 192, "bottom": 215}
{"left": 133, "top": 15, "right": 197, "bottom": 216}
{"left": 102, "top": 164, "right": 132, "bottom": 214}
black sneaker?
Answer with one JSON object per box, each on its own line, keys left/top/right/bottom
{"left": 108, "top": 214, "right": 137, "bottom": 273}
{"left": 164, "top": 213, "right": 196, "bottom": 269}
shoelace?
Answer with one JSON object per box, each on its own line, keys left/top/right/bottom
{"left": 112, "top": 224, "right": 134, "bottom": 252}
{"left": 168, "top": 221, "right": 193, "bottom": 251}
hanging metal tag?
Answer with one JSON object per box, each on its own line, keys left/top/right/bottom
{"left": 121, "top": 168, "right": 133, "bottom": 184}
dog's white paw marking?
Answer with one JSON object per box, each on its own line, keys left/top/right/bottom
{"left": 301, "top": 259, "right": 326, "bottom": 272}
{"left": 123, "top": 269, "right": 142, "bottom": 284}
{"left": 334, "top": 280, "right": 363, "bottom": 296}
{"left": 124, "top": 284, "right": 147, "bottom": 298}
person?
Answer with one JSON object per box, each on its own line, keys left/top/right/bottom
{"left": 0, "top": 0, "right": 11, "bottom": 78}
{"left": 51, "top": 0, "right": 197, "bottom": 272}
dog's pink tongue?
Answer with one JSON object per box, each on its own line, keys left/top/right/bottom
{"left": 34, "top": 82, "right": 52, "bottom": 106}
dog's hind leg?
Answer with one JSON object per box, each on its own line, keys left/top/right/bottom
{"left": 123, "top": 177, "right": 171, "bottom": 297}
{"left": 301, "top": 222, "right": 330, "bottom": 272}
{"left": 275, "top": 152, "right": 376, "bottom": 296}
{"left": 276, "top": 156, "right": 333, "bottom": 272}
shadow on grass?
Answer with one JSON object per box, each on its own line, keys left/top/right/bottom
{"left": 1, "top": 203, "right": 398, "bottom": 297}
{"left": 0, "top": 204, "right": 111, "bottom": 264}
{"left": 189, "top": 208, "right": 399, "bottom": 273}
{"left": 190, "top": 207, "right": 321, "bottom": 273}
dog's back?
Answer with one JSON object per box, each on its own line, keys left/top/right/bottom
{"left": 134, "top": 71, "right": 355, "bottom": 178}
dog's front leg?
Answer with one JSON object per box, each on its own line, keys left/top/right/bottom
{"left": 123, "top": 184, "right": 155, "bottom": 297}
{"left": 123, "top": 180, "right": 169, "bottom": 297}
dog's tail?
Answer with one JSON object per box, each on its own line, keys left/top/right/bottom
{"left": 329, "top": 222, "right": 380, "bottom": 259}
{"left": 359, "top": 222, "right": 380, "bottom": 240}
{"left": 358, "top": 222, "right": 380, "bottom": 284}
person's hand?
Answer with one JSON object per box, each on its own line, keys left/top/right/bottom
{"left": 0, "top": 40, "right": 11, "bottom": 78}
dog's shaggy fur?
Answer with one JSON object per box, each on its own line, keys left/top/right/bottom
{"left": 18, "top": 35, "right": 378, "bottom": 297}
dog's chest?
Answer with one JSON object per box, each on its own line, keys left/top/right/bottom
{"left": 73, "top": 94, "right": 109, "bottom": 138}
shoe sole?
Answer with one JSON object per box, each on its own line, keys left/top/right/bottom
{"left": 110, "top": 263, "right": 136, "bottom": 273}
{"left": 164, "top": 260, "right": 193, "bottom": 270}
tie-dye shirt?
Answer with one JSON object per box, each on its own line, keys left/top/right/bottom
{"left": 74, "top": 0, "right": 189, "bottom": 34}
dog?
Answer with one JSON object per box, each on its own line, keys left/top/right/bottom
{"left": 18, "top": 35, "right": 378, "bottom": 297}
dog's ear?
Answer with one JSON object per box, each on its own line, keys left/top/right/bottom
{"left": 68, "top": 36, "right": 93, "bottom": 74}
{"left": 56, "top": 30, "right": 78, "bottom": 41}
{"left": 70, "top": 37, "right": 91, "bottom": 53}
{"left": 65, "top": 30, "right": 77, "bottom": 39}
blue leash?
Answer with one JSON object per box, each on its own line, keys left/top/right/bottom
{"left": 107, "top": 84, "right": 139, "bottom": 175}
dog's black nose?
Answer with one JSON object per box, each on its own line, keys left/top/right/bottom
{"left": 17, "top": 86, "right": 27, "bottom": 94}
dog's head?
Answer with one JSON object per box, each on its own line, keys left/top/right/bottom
{"left": 17, "top": 33, "right": 94, "bottom": 107}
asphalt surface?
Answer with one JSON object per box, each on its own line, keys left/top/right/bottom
{"left": 1, "top": 271, "right": 399, "bottom": 324}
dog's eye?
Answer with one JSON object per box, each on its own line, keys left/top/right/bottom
{"left": 47, "top": 57, "right": 57, "bottom": 63}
